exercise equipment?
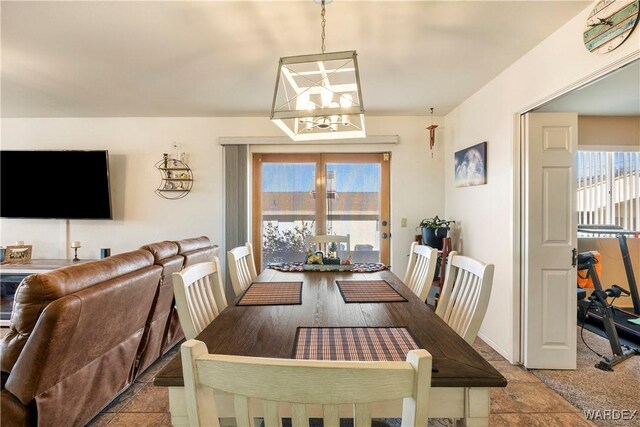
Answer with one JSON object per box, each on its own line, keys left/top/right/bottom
{"left": 576, "top": 225, "right": 640, "bottom": 371}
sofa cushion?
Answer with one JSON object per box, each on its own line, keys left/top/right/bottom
{"left": 0, "top": 249, "right": 154, "bottom": 375}
{"left": 175, "top": 236, "right": 217, "bottom": 267}
{"left": 140, "top": 241, "right": 179, "bottom": 262}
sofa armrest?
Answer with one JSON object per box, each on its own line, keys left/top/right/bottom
{"left": 1, "top": 389, "right": 32, "bottom": 427}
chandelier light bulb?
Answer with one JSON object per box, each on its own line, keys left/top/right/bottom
{"left": 340, "top": 93, "right": 353, "bottom": 108}
{"left": 321, "top": 86, "right": 333, "bottom": 107}
{"left": 297, "top": 91, "right": 310, "bottom": 110}
{"left": 330, "top": 102, "right": 339, "bottom": 131}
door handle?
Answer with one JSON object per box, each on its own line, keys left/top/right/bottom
{"left": 381, "top": 232, "right": 389, "bottom": 239}
{"left": 572, "top": 248, "right": 578, "bottom": 267}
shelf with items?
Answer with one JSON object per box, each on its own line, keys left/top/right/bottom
{"left": 155, "top": 153, "right": 193, "bottom": 200}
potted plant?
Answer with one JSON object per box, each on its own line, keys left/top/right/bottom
{"left": 418, "top": 216, "right": 455, "bottom": 250}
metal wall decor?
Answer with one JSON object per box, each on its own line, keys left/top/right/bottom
{"left": 155, "top": 153, "right": 193, "bottom": 200}
{"left": 270, "top": 0, "right": 365, "bottom": 141}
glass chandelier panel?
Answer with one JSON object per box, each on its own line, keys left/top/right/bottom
{"left": 270, "top": 0, "right": 365, "bottom": 142}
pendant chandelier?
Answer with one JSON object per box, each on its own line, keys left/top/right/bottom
{"left": 270, "top": 0, "right": 365, "bottom": 141}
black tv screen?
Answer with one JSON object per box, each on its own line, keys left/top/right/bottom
{"left": 1, "top": 150, "right": 112, "bottom": 219}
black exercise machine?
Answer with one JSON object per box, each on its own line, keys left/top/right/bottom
{"left": 576, "top": 225, "right": 640, "bottom": 371}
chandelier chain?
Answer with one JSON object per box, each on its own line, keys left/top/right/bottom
{"left": 320, "top": 0, "right": 326, "bottom": 53}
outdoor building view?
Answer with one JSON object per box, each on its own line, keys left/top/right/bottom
{"left": 260, "top": 162, "right": 381, "bottom": 265}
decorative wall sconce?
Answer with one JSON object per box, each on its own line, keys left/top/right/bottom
{"left": 155, "top": 143, "right": 193, "bottom": 200}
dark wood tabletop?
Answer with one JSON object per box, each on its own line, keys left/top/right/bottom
{"left": 154, "top": 268, "right": 507, "bottom": 388}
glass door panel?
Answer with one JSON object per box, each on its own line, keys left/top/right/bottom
{"left": 326, "top": 162, "right": 381, "bottom": 263}
{"left": 253, "top": 153, "right": 390, "bottom": 270}
{"left": 259, "top": 161, "right": 316, "bottom": 266}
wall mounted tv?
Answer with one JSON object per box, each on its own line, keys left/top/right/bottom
{"left": 1, "top": 150, "right": 113, "bottom": 219}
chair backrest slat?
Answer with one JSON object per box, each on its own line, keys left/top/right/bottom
{"left": 355, "top": 402, "right": 372, "bottom": 427}
{"left": 234, "top": 395, "right": 251, "bottom": 427}
{"left": 181, "top": 340, "right": 432, "bottom": 427}
{"left": 323, "top": 404, "right": 340, "bottom": 427}
{"left": 263, "top": 400, "right": 279, "bottom": 427}
{"left": 435, "top": 251, "right": 495, "bottom": 344}
{"left": 403, "top": 242, "right": 438, "bottom": 301}
{"left": 291, "top": 403, "right": 308, "bottom": 427}
{"left": 173, "top": 258, "right": 227, "bottom": 340}
{"left": 227, "top": 242, "right": 259, "bottom": 296}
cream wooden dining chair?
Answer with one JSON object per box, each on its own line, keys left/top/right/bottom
{"left": 227, "top": 242, "right": 258, "bottom": 296}
{"left": 435, "top": 251, "right": 495, "bottom": 344}
{"left": 306, "top": 234, "right": 350, "bottom": 256}
{"left": 173, "top": 258, "right": 228, "bottom": 340}
{"left": 403, "top": 242, "right": 439, "bottom": 302}
{"left": 181, "top": 339, "right": 432, "bottom": 427}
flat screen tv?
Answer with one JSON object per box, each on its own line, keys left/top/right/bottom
{"left": 1, "top": 150, "right": 112, "bottom": 219}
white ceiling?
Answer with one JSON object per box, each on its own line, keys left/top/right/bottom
{"left": 1, "top": 1, "right": 591, "bottom": 118}
{"left": 537, "top": 60, "right": 640, "bottom": 116}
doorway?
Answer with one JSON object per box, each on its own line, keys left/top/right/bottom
{"left": 251, "top": 153, "right": 391, "bottom": 270}
{"left": 519, "top": 59, "right": 640, "bottom": 369}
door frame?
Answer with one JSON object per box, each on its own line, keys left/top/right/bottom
{"left": 251, "top": 152, "right": 391, "bottom": 270}
{"left": 514, "top": 54, "right": 639, "bottom": 364}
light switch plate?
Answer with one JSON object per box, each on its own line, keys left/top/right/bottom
{"left": 401, "top": 218, "right": 407, "bottom": 227}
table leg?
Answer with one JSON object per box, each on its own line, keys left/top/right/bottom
{"left": 462, "top": 387, "right": 490, "bottom": 427}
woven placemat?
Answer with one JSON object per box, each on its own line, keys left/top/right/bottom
{"left": 336, "top": 280, "right": 407, "bottom": 303}
{"left": 236, "top": 282, "right": 302, "bottom": 306}
{"left": 293, "top": 327, "right": 420, "bottom": 362}
{"left": 268, "top": 262, "right": 389, "bottom": 273}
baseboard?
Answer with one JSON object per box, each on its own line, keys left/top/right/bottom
{"left": 477, "top": 331, "right": 515, "bottom": 364}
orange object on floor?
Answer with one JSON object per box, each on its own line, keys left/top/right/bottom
{"left": 577, "top": 251, "right": 601, "bottom": 289}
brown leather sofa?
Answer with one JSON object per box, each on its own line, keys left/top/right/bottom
{"left": 0, "top": 249, "right": 161, "bottom": 427}
{"left": 0, "top": 236, "right": 217, "bottom": 427}
{"left": 136, "top": 236, "right": 218, "bottom": 376}
{"left": 136, "top": 241, "right": 184, "bottom": 376}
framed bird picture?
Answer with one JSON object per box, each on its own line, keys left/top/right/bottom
{"left": 455, "top": 142, "right": 488, "bottom": 187}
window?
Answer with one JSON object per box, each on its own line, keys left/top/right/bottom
{"left": 577, "top": 151, "right": 640, "bottom": 231}
{"left": 252, "top": 153, "right": 390, "bottom": 269}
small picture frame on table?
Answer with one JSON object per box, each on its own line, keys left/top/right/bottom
{"left": 5, "top": 245, "right": 32, "bottom": 264}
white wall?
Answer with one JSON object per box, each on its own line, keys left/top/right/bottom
{"left": 0, "top": 116, "right": 443, "bottom": 279}
{"left": 578, "top": 116, "right": 640, "bottom": 148}
{"left": 443, "top": 3, "right": 639, "bottom": 362}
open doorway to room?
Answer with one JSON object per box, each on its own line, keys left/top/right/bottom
{"left": 520, "top": 59, "right": 639, "bottom": 420}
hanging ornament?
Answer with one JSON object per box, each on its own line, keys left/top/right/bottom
{"left": 427, "top": 108, "right": 438, "bottom": 156}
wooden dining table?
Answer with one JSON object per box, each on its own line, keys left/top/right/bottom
{"left": 154, "top": 267, "right": 507, "bottom": 426}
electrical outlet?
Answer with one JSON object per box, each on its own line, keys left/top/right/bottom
{"left": 401, "top": 218, "right": 407, "bottom": 227}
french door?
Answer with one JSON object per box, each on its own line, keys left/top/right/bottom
{"left": 252, "top": 153, "right": 390, "bottom": 269}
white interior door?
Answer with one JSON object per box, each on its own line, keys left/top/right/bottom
{"left": 523, "top": 112, "right": 578, "bottom": 369}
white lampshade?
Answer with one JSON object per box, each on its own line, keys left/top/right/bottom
{"left": 270, "top": 51, "right": 366, "bottom": 141}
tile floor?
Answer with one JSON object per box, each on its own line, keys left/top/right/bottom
{"left": 83, "top": 338, "right": 596, "bottom": 427}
